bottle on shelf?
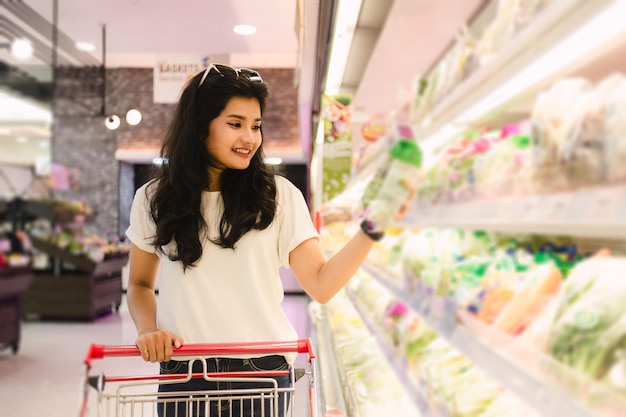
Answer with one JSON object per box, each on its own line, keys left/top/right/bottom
{"left": 364, "top": 138, "right": 423, "bottom": 231}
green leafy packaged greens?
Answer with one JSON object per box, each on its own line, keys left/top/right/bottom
{"left": 546, "top": 257, "right": 626, "bottom": 386}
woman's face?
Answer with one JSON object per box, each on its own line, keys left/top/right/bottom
{"left": 205, "top": 96, "right": 262, "bottom": 186}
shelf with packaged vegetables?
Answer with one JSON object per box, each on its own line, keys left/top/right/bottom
{"left": 309, "top": 293, "right": 423, "bottom": 417}
{"left": 403, "top": 183, "right": 626, "bottom": 240}
{"left": 341, "top": 278, "right": 446, "bottom": 416}
{"left": 343, "top": 270, "right": 544, "bottom": 417}
{"left": 411, "top": 0, "right": 626, "bottom": 150}
{"left": 314, "top": 0, "right": 626, "bottom": 415}
{"left": 355, "top": 254, "right": 626, "bottom": 417}
{"left": 400, "top": 0, "right": 626, "bottom": 239}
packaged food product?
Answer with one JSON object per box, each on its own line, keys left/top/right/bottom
{"left": 365, "top": 139, "right": 422, "bottom": 231}
{"left": 493, "top": 262, "right": 562, "bottom": 335}
{"left": 603, "top": 73, "right": 626, "bottom": 183}
{"left": 530, "top": 78, "right": 592, "bottom": 193}
{"left": 546, "top": 257, "right": 626, "bottom": 385}
{"left": 559, "top": 73, "right": 624, "bottom": 188}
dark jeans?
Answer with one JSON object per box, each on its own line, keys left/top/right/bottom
{"left": 157, "top": 355, "right": 291, "bottom": 417}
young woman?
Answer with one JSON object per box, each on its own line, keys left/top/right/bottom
{"left": 126, "top": 63, "right": 394, "bottom": 416}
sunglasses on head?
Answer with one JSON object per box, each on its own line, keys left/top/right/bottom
{"left": 197, "top": 63, "right": 263, "bottom": 88}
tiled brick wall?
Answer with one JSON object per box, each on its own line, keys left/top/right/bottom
{"left": 52, "top": 66, "right": 301, "bottom": 238}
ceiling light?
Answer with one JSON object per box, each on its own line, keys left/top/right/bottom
{"left": 105, "top": 114, "right": 121, "bottom": 130}
{"left": 234, "top": 24, "right": 257, "bottom": 35}
{"left": 263, "top": 157, "right": 283, "bottom": 165}
{"left": 125, "top": 109, "right": 142, "bottom": 125}
{"left": 324, "top": 0, "right": 363, "bottom": 95}
{"left": 76, "top": 42, "right": 95, "bottom": 52}
{"left": 16, "top": 136, "right": 28, "bottom": 144}
{"left": 11, "top": 38, "right": 33, "bottom": 60}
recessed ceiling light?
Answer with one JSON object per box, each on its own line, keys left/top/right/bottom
{"left": 11, "top": 38, "right": 33, "bottom": 59}
{"left": 233, "top": 24, "right": 256, "bottom": 35}
{"left": 16, "top": 136, "right": 28, "bottom": 143}
{"left": 76, "top": 42, "right": 95, "bottom": 52}
{"left": 263, "top": 157, "right": 283, "bottom": 165}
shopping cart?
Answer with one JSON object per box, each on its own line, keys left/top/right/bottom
{"left": 79, "top": 339, "right": 317, "bottom": 417}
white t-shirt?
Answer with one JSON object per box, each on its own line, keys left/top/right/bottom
{"left": 126, "top": 175, "right": 319, "bottom": 363}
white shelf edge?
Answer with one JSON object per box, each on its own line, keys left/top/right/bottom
{"left": 361, "top": 261, "right": 603, "bottom": 417}
{"left": 404, "top": 184, "right": 626, "bottom": 240}
{"left": 308, "top": 303, "right": 351, "bottom": 416}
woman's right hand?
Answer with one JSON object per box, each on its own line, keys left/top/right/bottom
{"left": 135, "top": 330, "right": 184, "bottom": 363}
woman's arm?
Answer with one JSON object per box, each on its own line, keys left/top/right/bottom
{"left": 290, "top": 188, "right": 415, "bottom": 304}
{"left": 289, "top": 229, "right": 374, "bottom": 304}
{"left": 127, "top": 243, "right": 182, "bottom": 362}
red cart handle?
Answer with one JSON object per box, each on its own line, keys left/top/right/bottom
{"left": 84, "top": 338, "right": 315, "bottom": 368}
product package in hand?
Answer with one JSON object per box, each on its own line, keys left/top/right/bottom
{"left": 364, "top": 138, "right": 423, "bottom": 233}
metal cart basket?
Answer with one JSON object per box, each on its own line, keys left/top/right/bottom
{"left": 79, "top": 339, "right": 317, "bottom": 417}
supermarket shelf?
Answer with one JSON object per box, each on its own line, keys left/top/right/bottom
{"left": 308, "top": 303, "right": 355, "bottom": 417}
{"left": 345, "top": 289, "right": 431, "bottom": 416}
{"left": 324, "top": 151, "right": 389, "bottom": 213}
{"left": 361, "top": 261, "right": 603, "bottom": 417}
{"left": 415, "top": 0, "right": 623, "bottom": 149}
{"left": 404, "top": 184, "right": 626, "bottom": 240}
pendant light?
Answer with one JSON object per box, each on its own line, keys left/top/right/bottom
{"left": 101, "top": 24, "right": 141, "bottom": 130}
{"left": 125, "top": 108, "right": 142, "bottom": 125}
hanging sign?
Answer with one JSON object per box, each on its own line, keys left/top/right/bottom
{"left": 154, "top": 55, "right": 223, "bottom": 103}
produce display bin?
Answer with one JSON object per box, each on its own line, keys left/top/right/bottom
{"left": 0, "top": 266, "right": 32, "bottom": 353}
{"left": 23, "top": 239, "right": 127, "bottom": 321}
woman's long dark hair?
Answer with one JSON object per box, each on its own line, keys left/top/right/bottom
{"left": 147, "top": 66, "right": 277, "bottom": 269}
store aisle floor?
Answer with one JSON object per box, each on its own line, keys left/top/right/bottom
{"left": 0, "top": 294, "right": 312, "bottom": 417}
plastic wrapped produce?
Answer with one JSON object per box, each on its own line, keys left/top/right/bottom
{"left": 473, "top": 127, "right": 532, "bottom": 198}
{"left": 476, "top": 0, "right": 518, "bottom": 63}
{"left": 546, "top": 257, "right": 626, "bottom": 386}
{"left": 465, "top": 250, "right": 526, "bottom": 324}
{"left": 530, "top": 78, "right": 592, "bottom": 192}
{"left": 559, "top": 73, "right": 624, "bottom": 188}
{"left": 517, "top": 248, "right": 611, "bottom": 351}
{"left": 419, "top": 339, "right": 501, "bottom": 416}
{"left": 493, "top": 262, "right": 562, "bottom": 335}
{"left": 603, "top": 73, "right": 626, "bottom": 182}
{"left": 480, "top": 390, "right": 540, "bottom": 417}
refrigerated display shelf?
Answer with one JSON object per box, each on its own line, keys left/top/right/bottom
{"left": 360, "top": 261, "right": 611, "bottom": 417}
{"left": 414, "top": 0, "right": 625, "bottom": 150}
{"left": 311, "top": 296, "right": 426, "bottom": 417}
{"left": 310, "top": 302, "right": 362, "bottom": 417}
{"left": 404, "top": 183, "right": 626, "bottom": 240}
{"left": 309, "top": 303, "right": 350, "bottom": 416}
{"left": 344, "top": 289, "right": 433, "bottom": 416}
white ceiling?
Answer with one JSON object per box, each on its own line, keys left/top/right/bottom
{"left": 0, "top": 0, "right": 314, "bottom": 166}
{"left": 10, "top": 0, "right": 301, "bottom": 69}
{"left": 352, "top": 0, "right": 486, "bottom": 121}
{"left": 0, "top": 0, "right": 488, "bottom": 165}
